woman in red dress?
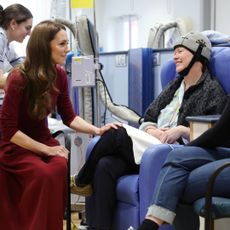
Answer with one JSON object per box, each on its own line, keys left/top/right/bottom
{"left": 0, "top": 20, "right": 120, "bottom": 230}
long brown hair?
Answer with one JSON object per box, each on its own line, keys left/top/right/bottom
{"left": 21, "top": 20, "right": 66, "bottom": 119}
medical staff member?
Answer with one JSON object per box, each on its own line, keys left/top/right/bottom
{"left": 0, "top": 3, "right": 33, "bottom": 90}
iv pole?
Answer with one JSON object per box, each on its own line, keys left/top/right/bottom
{"left": 92, "top": 0, "right": 101, "bottom": 127}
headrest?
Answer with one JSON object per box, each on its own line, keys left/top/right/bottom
{"left": 209, "top": 47, "right": 230, "bottom": 93}
{"left": 160, "top": 59, "right": 176, "bottom": 89}
{"left": 160, "top": 47, "right": 230, "bottom": 93}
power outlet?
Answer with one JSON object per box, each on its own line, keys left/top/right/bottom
{"left": 153, "top": 52, "right": 160, "bottom": 66}
{"left": 115, "top": 54, "right": 127, "bottom": 67}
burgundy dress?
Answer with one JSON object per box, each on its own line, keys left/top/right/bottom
{"left": 0, "top": 65, "right": 76, "bottom": 230}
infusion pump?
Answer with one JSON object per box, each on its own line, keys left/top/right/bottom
{"left": 71, "top": 55, "right": 96, "bottom": 87}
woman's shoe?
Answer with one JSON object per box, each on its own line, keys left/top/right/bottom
{"left": 70, "top": 175, "right": 93, "bottom": 197}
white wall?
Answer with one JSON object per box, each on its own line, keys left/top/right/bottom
{"left": 1, "top": 0, "right": 53, "bottom": 55}
{"left": 2, "top": 0, "right": 220, "bottom": 53}
{"left": 1, "top": 0, "right": 52, "bottom": 25}
{"left": 71, "top": 0, "right": 183, "bottom": 52}
{"left": 214, "top": 0, "right": 230, "bottom": 34}
{"left": 93, "top": 0, "right": 212, "bottom": 52}
{"left": 95, "top": 0, "right": 174, "bottom": 51}
{"left": 171, "top": 0, "right": 210, "bottom": 32}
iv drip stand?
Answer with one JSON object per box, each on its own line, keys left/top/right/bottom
{"left": 92, "top": 0, "right": 101, "bottom": 127}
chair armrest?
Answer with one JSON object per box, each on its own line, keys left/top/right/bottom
{"left": 186, "top": 115, "right": 220, "bottom": 141}
{"left": 204, "top": 162, "right": 230, "bottom": 230}
{"left": 85, "top": 136, "right": 101, "bottom": 159}
{"left": 139, "top": 144, "right": 182, "bottom": 221}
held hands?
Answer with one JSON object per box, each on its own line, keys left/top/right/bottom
{"left": 145, "top": 128, "right": 165, "bottom": 141}
{"left": 159, "top": 125, "right": 190, "bottom": 144}
{"left": 146, "top": 125, "right": 189, "bottom": 144}
{"left": 159, "top": 127, "right": 182, "bottom": 144}
{"left": 97, "top": 122, "right": 122, "bottom": 136}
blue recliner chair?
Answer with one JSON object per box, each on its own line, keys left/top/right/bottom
{"left": 85, "top": 46, "right": 230, "bottom": 230}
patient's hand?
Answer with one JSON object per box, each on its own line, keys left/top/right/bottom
{"left": 159, "top": 126, "right": 189, "bottom": 144}
{"left": 145, "top": 128, "right": 164, "bottom": 141}
{"left": 159, "top": 127, "right": 180, "bottom": 143}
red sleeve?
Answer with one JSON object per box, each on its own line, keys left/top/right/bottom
{"left": 55, "top": 66, "right": 77, "bottom": 126}
{"left": 0, "top": 70, "right": 25, "bottom": 140}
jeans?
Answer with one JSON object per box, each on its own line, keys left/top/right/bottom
{"left": 147, "top": 146, "right": 230, "bottom": 224}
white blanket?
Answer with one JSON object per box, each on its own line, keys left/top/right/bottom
{"left": 123, "top": 124, "right": 161, "bottom": 164}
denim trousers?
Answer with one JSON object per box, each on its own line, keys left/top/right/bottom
{"left": 147, "top": 146, "right": 230, "bottom": 224}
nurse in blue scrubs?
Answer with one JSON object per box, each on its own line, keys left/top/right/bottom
{"left": 0, "top": 4, "right": 33, "bottom": 89}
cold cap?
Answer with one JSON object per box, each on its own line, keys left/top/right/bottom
{"left": 174, "top": 32, "right": 211, "bottom": 61}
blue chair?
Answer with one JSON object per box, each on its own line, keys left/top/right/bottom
{"left": 162, "top": 46, "right": 230, "bottom": 230}
{"left": 192, "top": 161, "right": 230, "bottom": 230}
{"left": 85, "top": 46, "right": 230, "bottom": 230}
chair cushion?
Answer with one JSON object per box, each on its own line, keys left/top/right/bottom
{"left": 116, "top": 175, "right": 139, "bottom": 206}
{"left": 160, "top": 47, "right": 230, "bottom": 94}
{"left": 193, "top": 197, "right": 230, "bottom": 219}
{"left": 112, "top": 202, "right": 139, "bottom": 230}
{"left": 209, "top": 47, "right": 230, "bottom": 94}
{"left": 160, "top": 59, "right": 176, "bottom": 89}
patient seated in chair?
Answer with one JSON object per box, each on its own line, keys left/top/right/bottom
{"left": 71, "top": 32, "right": 227, "bottom": 230}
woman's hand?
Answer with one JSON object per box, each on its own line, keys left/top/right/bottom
{"left": 70, "top": 116, "right": 122, "bottom": 137}
{"left": 159, "top": 126, "right": 190, "bottom": 144}
{"left": 97, "top": 122, "right": 122, "bottom": 136}
{"left": 159, "top": 127, "right": 181, "bottom": 144}
{"left": 44, "top": 145, "right": 69, "bottom": 160}
{"left": 145, "top": 127, "right": 164, "bottom": 141}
